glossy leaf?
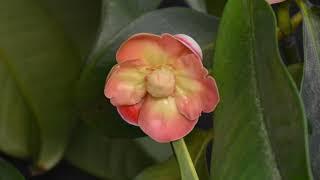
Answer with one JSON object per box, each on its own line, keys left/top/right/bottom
{"left": 0, "top": 158, "right": 24, "bottom": 180}
{"left": 134, "top": 129, "right": 213, "bottom": 180}
{"left": 211, "top": 0, "right": 312, "bottom": 179}
{"left": 91, "top": 0, "right": 162, "bottom": 59}
{"left": 0, "top": 0, "right": 80, "bottom": 169}
{"left": 185, "top": 0, "right": 207, "bottom": 13}
{"left": 65, "top": 121, "right": 171, "bottom": 179}
{"left": 77, "top": 7, "right": 219, "bottom": 138}
{"left": 298, "top": 1, "right": 320, "bottom": 178}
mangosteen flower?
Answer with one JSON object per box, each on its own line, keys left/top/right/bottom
{"left": 104, "top": 33, "right": 219, "bottom": 143}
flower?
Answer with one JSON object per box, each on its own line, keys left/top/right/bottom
{"left": 104, "top": 33, "right": 219, "bottom": 142}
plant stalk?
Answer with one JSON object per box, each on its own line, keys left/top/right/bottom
{"left": 171, "top": 138, "right": 199, "bottom": 180}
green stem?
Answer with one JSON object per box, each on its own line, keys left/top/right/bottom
{"left": 276, "top": 1, "right": 302, "bottom": 64}
{"left": 277, "top": 1, "right": 292, "bottom": 36}
{"left": 171, "top": 138, "right": 199, "bottom": 180}
{"left": 278, "top": 12, "right": 303, "bottom": 40}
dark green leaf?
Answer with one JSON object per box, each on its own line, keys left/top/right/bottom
{"left": 211, "top": 0, "right": 312, "bottom": 179}
{"left": 41, "top": 0, "right": 101, "bottom": 58}
{"left": 287, "top": 63, "right": 303, "bottom": 89}
{"left": 134, "top": 129, "right": 213, "bottom": 180}
{"left": 75, "top": 0, "right": 161, "bottom": 138}
{"left": 91, "top": 0, "right": 162, "bottom": 59}
{"left": 298, "top": 1, "right": 320, "bottom": 178}
{"left": 0, "top": 0, "right": 80, "bottom": 169}
{"left": 76, "top": 7, "right": 219, "bottom": 138}
{"left": 205, "top": 0, "right": 227, "bottom": 17}
{"left": 65, "top": 121, "right": 171, "bottom": 180}
{"left": 0, "top": 158, "right": 24, "bottom": 180}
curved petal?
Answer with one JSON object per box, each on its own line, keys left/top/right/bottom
{"left": 104, "top": 60, "right": 147, "bottom": 106}
{"left": 116, "top": 33, "right": 168, "bottom": 65}
{"left": 173, "top": 54, "right": 207, "bottom": 79}
{"left": 174, "top": 34, "right": 203, "bottom": 60}
{"left": 159, "top": 33, "right": 194, "bottom": 59}
{"left": 138, "top": 96, "right": 197, "bottom": 143}
{"left": 175, "top": 75, "right": 220, "bottom": 120}
{"left": 117, "top": 101, "right": 143, "bottom": 126}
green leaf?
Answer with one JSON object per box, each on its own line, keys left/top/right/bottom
{"left": 211, "top": 0, "right": 312, "bottom": 179}
{"left": 65, "top": 121, "right": 171, "bottom": 180}
{"left": 134, "top": 129, "right": 213, "bottom": 180}
{"left": 205, "top": 0, "right": 227, "bottom": 17}
{"left": 77, "top": 7, "right": 219, "bottom": 138}
{"left": 287, "top": 63, "right": 303, "bottom": 89}
{"left": 91, "top": 0, "right": 162, "bottom": 59}
{"left": 185, "top": 0, "right": 207, "bottom": 13}
{"left": 40, "top": 0, "right": 101, "bottom": 58}
{"left": 298, "top": 1, "right": 320, "bottom": 178}
{"left": 0, "top": 158, "right": 24, "bottom": 180}
{"left": 0, "top": 0, "right": 80, "bottom": 169}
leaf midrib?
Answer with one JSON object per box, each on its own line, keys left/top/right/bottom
{"left": 0, "top": 50, "right": 38, "bottom": 154}
{"left": 247, "top": 0, "right": 281, "bottom": 178}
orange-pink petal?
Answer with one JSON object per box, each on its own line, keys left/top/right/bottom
{"left": 116, "top": 33, "right": 202, "bottom": 67}
{"left": 117, "top": 101, "right": 143, "bottom": 126}
{"left": 173, "top": 54, "right": 207, "bottom": 79}
{"left": 175, "top": 74, "right": 219, "bottom": 120}
{"left": 138, "top": 95, "right": 197, "bottom": 143}
{"left": 174, "top": 34, "right": 203, "bottom": 60}
{"left": 104, "top": 60, "right": 147, "bottom": 106}
{"left": 116, "top": 33, "right": 162, "bottom": 64}
{"left": 159, "top": 33, "right": 194, "bottom": 59}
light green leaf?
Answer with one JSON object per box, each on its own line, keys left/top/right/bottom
{"left": 211, "top": 0, "right": 312, "bottom": 179}
{"left": 298, "top": 1, "right": 320, "bottom": 178}
{"left": 65, "top": 121, "right": 171, "bottom": 180}
{"left": 0, "top": 158, "right": 24, "bottom": 180}
{"left": 134, "top": 129, "right": 213, "bottom": 180}
{"left": 0, "top": 0, "right": 80, "bottom": 169}
{"left": 77, "top": 7, "right": 219, "bottom": 138}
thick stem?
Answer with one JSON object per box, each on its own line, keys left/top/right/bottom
{"left": 171, "top": 138, "right": 199, "bottom": 180}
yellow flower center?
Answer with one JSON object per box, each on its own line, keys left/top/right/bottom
{"left": 146, "top": 67, "right": 175, "bottom": 98}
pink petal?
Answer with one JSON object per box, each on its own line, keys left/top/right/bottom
{"left": 116, "top": 33, "right": 168, "bottom": 65}
{"left": 201, "top": 76, "right": 220, "bottom": 112}
{"left": 266, "top": 0, "right": 286, "bottom": 4}
{"left": 174, "top": 55, "right": 220, "bottom": 119}
{"left": 173, "top": 54, "right": 207, "bottom": 80}
{"left": 117, "top": 101, "right": 143, "bottom": 126}
{"left": 104, "top": 60, "right": 147, "bottom": 106}
{"left": 138, "top": 95, "right": 197, "bottom": 143}
{"left": 159, "top": 33, "right": 194, "bottom": 59}
{"left": 174, "top": 34, "right": 203, "bottom": 60}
